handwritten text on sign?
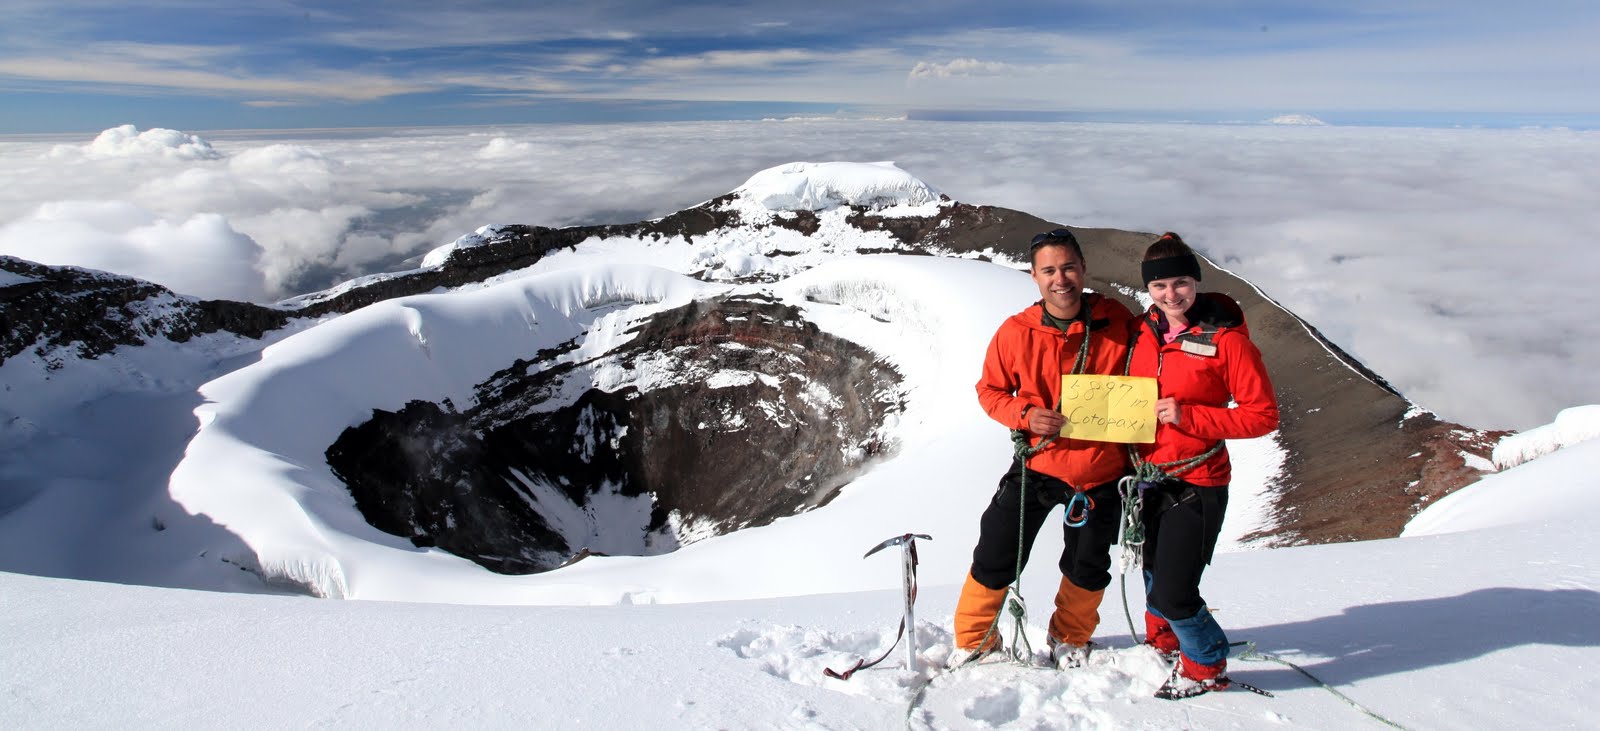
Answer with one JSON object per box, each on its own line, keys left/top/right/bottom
{"left": 1058, "top": 375, "right": 1158, "bottom": 443}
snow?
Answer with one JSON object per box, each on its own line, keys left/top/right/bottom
{"left": 0, "top": 267, "right": 34, "bottom": 287}
{"left": 731, "top": 160, "right": 944, "bottom": 215}
{"left": 1403, "top": 436, "right": 1600, "bottom": 537}
{"left": 420, "top": 224, "right": 506, "bottom": 269}
{"left": 6, "top": 457, "right": 1598, "bottom": 728}
{"left": 5, "top": 159, "right": 1599, "bottom": 727}
{"left": 169, "top": 264, "right": 723, "bottom": 600}
{"left": 1490, "top": 404, "right": 1600, "bottom": 468}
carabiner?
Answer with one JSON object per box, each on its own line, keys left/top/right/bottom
{"left": 1064, "top": 492, "right": 1095, "bottom": 527}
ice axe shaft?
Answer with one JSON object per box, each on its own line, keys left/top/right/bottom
{"left": 865, "top": 532, "right": 931, "bottom": 672}
{"left": 821, "top": 532, "right": 933, "bottom": 681}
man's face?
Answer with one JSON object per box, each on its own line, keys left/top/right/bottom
{"left": 1030, "top": 244, "right": 1087, "bottom": 319}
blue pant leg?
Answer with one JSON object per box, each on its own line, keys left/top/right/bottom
{"left": 1167, "top": 607, "right": 1229, "bottom": 664}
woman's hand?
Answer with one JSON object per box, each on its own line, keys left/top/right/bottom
{"left": 1155, "top": 397, "right": 1182, "bottom": 426}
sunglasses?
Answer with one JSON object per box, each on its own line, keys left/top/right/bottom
{"left": 1029, "top": 228, "right": 1077, "bottom": 248}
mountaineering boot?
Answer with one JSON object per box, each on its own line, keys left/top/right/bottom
{"left": 1046, "top": 576, "right": 1103, "bottom": 648}
{"left": 1144, "top": 610, "right": 1180, "bottom": 657}
{"left": 1154, "top": 656, "right": 1233, "bottom": 700}
{"left": 946, "top": 639, "right": 1006, "bottom": 670}
{"left": 953, "top": 571, "right": 1008, "bottom": 655}
{"left": 1179, "top": 655, "right": 1228, "bottom": 685}
{"left": 1047, "top": 637, "right": 1098, "bottom": 669}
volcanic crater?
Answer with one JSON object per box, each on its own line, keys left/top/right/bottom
{"left": 326, "top": 293, "right": 904, "bottom": 574}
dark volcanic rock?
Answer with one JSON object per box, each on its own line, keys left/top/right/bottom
{"left": 0, "top": 256, "right": 289, "bottom": 368}
{"left": 325, "top": 294, "right": 903, "bottom": 574}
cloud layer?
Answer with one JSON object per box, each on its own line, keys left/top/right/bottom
{"left": 1, "top": 120, "right": 1596, "bottom": 430}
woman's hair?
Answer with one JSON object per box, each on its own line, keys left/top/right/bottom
{"left": 1140, "top": 232, "right": 1202, "bottom": 285}
{"left": 1143, "top": 232, "right": 1193, "bottom": 261}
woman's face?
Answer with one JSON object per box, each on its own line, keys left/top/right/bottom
{"left": 1146, "top": 275, "right": 1197, "bottom": 321}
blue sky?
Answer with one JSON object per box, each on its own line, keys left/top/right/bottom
{"left": 1, "top": 0, "right": 1597, "bottom": 133}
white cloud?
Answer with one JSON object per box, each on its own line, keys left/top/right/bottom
{"left": 230, "top": 204, "right": 372, "bottom": 294}
{"left": 476, "top": 137, "right": 535, "bottom": 160}
{"left": 2, "top": 121, "right": 1597, "bottom": 430}
{"left": 907, "top": 58, "right": 1016, "bottom": 80}
{"left": 631, "top": 49, "right": 822, "bottom": 74}
{"left": 0, "top": 48, "right": 438, "bottom": 102}
{"left": 51, "top": 124, "right": 222, "bottom": 161}
{"left": 0, "top": 200, "right": 266, "bottom": 301}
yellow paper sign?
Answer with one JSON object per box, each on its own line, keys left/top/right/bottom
{"left": 1059, "top": 375, "right": 1158, "bottom": 443}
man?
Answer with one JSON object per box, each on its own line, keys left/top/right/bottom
{"left": 952, "top": 228, "right": 1135, "bottom": 669}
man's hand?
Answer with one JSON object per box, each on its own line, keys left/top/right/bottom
{"left": 1026, "top": 407, "right": 1067, "bottom": 436}
{"left": 1154, "top": 397, "right": 1181, "bottom": 426}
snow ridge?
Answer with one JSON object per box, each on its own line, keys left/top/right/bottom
{"left": 731, "top": 161, "right": 943, "bottom": 213}
{"left": 1492, "top": 404, "right": 1600, "bottom": 468}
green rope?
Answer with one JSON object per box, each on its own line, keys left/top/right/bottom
{"left": 1236, "top": 643, "right": 1410, "bottom": 730}
{"left": 1115, "top": 476, "right": 1146, "bottom": 645}
{"left": 906, "top": 303, "right": 1097, "bottom": 728}
{"left": 1113, "top": 440, "right": 1226, "bottom": 644}
{"left": 968, "top": 301, "right": 1093, "bottom": 666}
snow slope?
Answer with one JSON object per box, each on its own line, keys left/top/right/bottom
{"left": 5, "top": 444, "right": 1597, "bottom": 728}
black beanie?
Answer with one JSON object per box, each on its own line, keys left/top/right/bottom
{"left": 1141, "top": 254, "right": 1202, "bottom": 285}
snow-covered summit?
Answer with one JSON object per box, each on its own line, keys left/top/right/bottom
{"left": 1266, "top": 114, "right": 1328, "bottom": 126}
{"left": 730, "top": 161, "right": 943, "bottom": 213}
{"left": 421, "top": 224, "right": 507, "bottom": 268}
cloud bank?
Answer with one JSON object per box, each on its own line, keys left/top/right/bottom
{"left": 1, "top": 120, "right": 1596, "bottom": 431}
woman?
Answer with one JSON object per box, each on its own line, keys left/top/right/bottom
{"left": 1129, "top": 232, "right": 1279, "bottom": 691}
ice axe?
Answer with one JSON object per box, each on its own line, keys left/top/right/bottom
{"left": 823, "top": 532, "right": 932, "bottom": 680}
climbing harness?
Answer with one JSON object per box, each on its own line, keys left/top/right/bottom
{"left": 1112, "top": 440, "right": 1224, "bottom": 644}
{"left": 1112, "top": 318, "right": 1225, "bottom": 642}
{"left": 969, "top": 301, "right": 1097, "bottom": 666}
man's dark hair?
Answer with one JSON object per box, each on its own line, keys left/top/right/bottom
{"left": 1028, "top": 228, "right": 1085, "bottom": 268}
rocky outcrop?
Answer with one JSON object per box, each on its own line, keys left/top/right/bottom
{"left": 0, "top": 256, "right": 289, "bottom": 368}
{"left": 325, "top": 294, "right": 903, "bottom": 573}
